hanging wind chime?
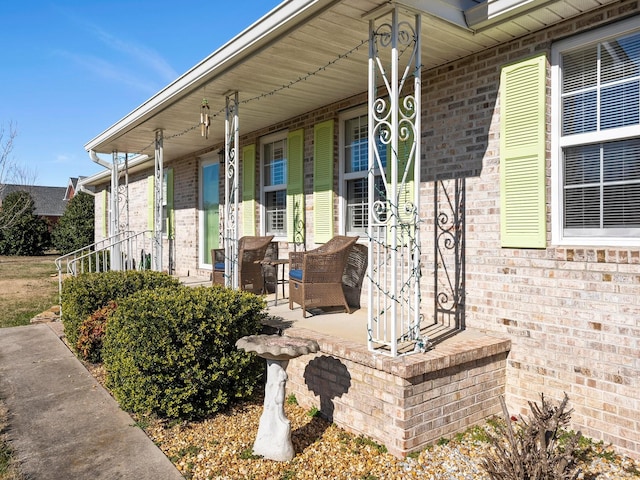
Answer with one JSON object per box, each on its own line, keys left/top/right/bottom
{"left": 200, "top": 98, "right": 210, "bottom": 139}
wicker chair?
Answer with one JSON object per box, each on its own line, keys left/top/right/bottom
{"left": 288, "top": 235, "right": 358, "bottom": 317}
{"left": 211, "top": 235, "right": 274, "bottom": 293}
{"left": 342, "top": 243, "right": 368, "bottom": 309}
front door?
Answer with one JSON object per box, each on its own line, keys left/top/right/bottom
{"left": 200, "top": 160, "right": 220, "bottom": 267}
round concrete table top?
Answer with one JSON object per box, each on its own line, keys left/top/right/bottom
{"left": 236, "top": 334, "right": 319, "bottom": 361}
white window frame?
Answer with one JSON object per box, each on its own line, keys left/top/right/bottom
{"left": 551, "top": 17, "right": 640, "bottom": 247}
{"left": 259, "top": 131, "right": 288, "bottom": 240}
{"left": 339, "top": 105, "right": 387, "bottom": 238}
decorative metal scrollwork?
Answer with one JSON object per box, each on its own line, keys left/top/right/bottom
{"left": 434, "top": 178, "right": 465, "bottom": 330}
{"left": 367, "top": 7, "right": 423, "bottom": 357}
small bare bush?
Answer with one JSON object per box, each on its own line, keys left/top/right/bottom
{"left": 482, "top": 393, "right": 582, "bottom": 480}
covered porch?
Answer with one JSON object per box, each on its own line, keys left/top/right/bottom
{"left": 83, "top": 0, "right": 594, "bottom": 359}
{"left": 265, "top": 290, "right": 509, "bottom": 458}
{"left": 81, "top": 0, "right": 625, "bottom": 458}
{"left": 181, "top": 274, "right": 510, "bottom": 458}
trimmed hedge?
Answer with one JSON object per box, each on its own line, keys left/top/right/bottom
{"left": 61, "top": 270, "right": 180, "bottom": 350}
{"left": 102, "top": 285, "right": 266, "bottom": 420}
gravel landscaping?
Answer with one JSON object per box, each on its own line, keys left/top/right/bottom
{"left": 134, "top": 393, "right": 639, "bottom": 480}
{"left": 83, "top": 344, "right": 639, "bottom": 480}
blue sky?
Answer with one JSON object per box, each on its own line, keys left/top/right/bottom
{"left": 0, "top": 1, "right": 281, "bottom": 187}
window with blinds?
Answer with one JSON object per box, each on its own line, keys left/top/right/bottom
{"left": 557, "top": 25, "right": 640, "bottom": 240}
{"left": 341, "top": 109, "right": 387, "bottom": 236}
{"left": 261, "top": 135, "right": 288, "bottom": 237}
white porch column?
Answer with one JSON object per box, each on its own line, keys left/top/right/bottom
{"left": 224, "top": 92, "right": 240, "bottom": 289}
{"left": 367, "top": 5, "right": 423, "bottom": 357}
{"left": 110, "top": 151, "right": 122, "bottom": 271}
{"left": 153, "top": 129, "right": 164, "bottom": 272}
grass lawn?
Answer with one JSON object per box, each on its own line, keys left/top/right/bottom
{"left": 0, "top": 255, "right": 59, "bottom": 329}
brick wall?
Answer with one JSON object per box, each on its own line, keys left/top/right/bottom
{"left": 171, "top": 157, "right": 199, "bottom": 277}
{"left": 420, "top": 0, "right": 640, "bottom": 458}
{"left": 283, "top": 327, "right": 510, "bottom": 457}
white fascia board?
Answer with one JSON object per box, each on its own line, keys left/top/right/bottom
{"left": 84, "top": 0, "right": 329, "bottom": 153}
{"left": 465, "top": 0, "right": 549, "bottom": 30}
{"left": 391, "top": 0, "right": 475, "bottom": 30}
{"left": 79, "top": 154, "right": 154, "bottom": 187}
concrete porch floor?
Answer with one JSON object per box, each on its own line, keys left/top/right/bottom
{"left": 259, "top": 286, "right": 511, "bottom": 457}
{"left": 179, "top": 275, "right": 493, "bottom": 351}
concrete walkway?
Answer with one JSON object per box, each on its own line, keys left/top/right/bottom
{"left": 0, "top": 323, "right": 183, "bottom": 480}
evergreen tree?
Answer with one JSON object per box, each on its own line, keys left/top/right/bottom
{"left": 52, "top": 191, "right": 95, "bottom": 255}
{"left": 0, "top": 190, "right": 51, "bottom": 255}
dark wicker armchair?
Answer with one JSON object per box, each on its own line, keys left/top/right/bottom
{"left": 211, "top": 235, "right": 274, "bottom": 293}
{"left": 288, "top": 235, "right": 358, "bottom": 317}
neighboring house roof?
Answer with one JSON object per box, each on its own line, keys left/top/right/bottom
{"left": 64, "top": 177, "right": 79, "bottom": 200}
{"left": 0, "top": 184, "right": 67, "bottom": 217}
{"left": 84, "top": 0, "right": 619, "bottom": 160}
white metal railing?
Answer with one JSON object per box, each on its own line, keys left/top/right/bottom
{"left": 55, "top": 230, "right": 156, "bottom": 303}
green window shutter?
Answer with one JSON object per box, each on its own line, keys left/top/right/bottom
{"left": 101, "top": 190, "right": 108, "bottom": 237}
{"left": 287, "top": 129, "right": 305, "bottom": 243}
{"left": 242, "top": 145, "right": 256, "bottom": 236}
{"left": 166, "top": 168, "right": 175, "bottom": 239}
{"left": 147, "top": 175, "right": 154, "bottom": 236}
{"left": 313, "top": 120, "right": 334, "bottom": 243}
{"left": 500, "top": 53, "right": 546, "bottom": 248}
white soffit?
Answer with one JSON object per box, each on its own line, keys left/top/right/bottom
{"left": 83, "top": 0, "right": 624, "bottom": 161}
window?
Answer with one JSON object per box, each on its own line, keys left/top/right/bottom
{"left": 552, "top": 18, "right": 640, "bottom": 245}
{"left": 261, "top": 134, "right": 287, "bottom": 237}
{"left": 340, "top": 108, "right": 387, "bottom": 236}
{"left": 199, "top": 160, "right": 220, "bottom": 267}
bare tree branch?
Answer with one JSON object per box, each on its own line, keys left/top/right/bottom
{"left": 0, "top": 122, "right": 38, "bottom": 231}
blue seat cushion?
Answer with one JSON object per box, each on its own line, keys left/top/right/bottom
{"left": 214, "top": 262, "right": 225, "bottom": 270}
{"left": 289, "top": 269, "right": 303, "bottom": 281}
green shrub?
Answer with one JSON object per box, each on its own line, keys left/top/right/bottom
{"left": 102, "top": 285, "right": 266, "bottom": 420}
{"left": 0, "top": 190, "right": 51, "bottom": 255}
{"left": 51, "top": 191, "right": 94, "bottom": 255}
{"left": 76, "top": 301, "right": 117, "bottom": 363}
{"left": 61, "top": 270, "right": 180, "bottom": 349}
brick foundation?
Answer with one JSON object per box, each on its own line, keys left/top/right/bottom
{"left": 282, "top": 327, "right": 510, "bottom": 458}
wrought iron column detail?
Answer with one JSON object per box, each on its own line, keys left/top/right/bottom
{"left": 119, "top": 153, "right": 130, "bottom": 238}
{"left": 153, "top": 129, "right": 164, "bottom": 272}
{"left": 110, "top": 150, "right": 122, "bottom": 271}
{"left": 367, "top": 6, "right": 423, "bottom": 357}
{"left": 224, "top": 92, "right": 240, "bottom": 289}
{"left": 434, "top": 178, "right": 465, "bottom": 330}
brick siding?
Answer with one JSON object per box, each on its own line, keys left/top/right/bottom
{"left": 282, "top": 327, "right": 510, "bottom": 457}
{"left": 90, "top": 0, "right": 640, "bottom": 459}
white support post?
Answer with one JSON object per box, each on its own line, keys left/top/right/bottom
{"left": 389, "top": 6, "right": 399, "bottom": 357}
{"left": 224, "top": 92, "right": 240, "bottom": 289}
{"left": 110, "top": 151, "right": 122, "bottom": 271}
{"left": 367, "top": 18, "right": 376, "bottom": 354}
{"left": 367, "top": 5, "right": 423, "bottom": 357}
{"left": 412, "top": 13, "right": 422, "bottom": 343}
{"left": 153, "top": 129, "right": 164, "bottom": 272}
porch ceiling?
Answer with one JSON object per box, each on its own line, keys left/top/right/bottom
{"left": 84, "top": 0, "right": 617, "bottom": 161}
